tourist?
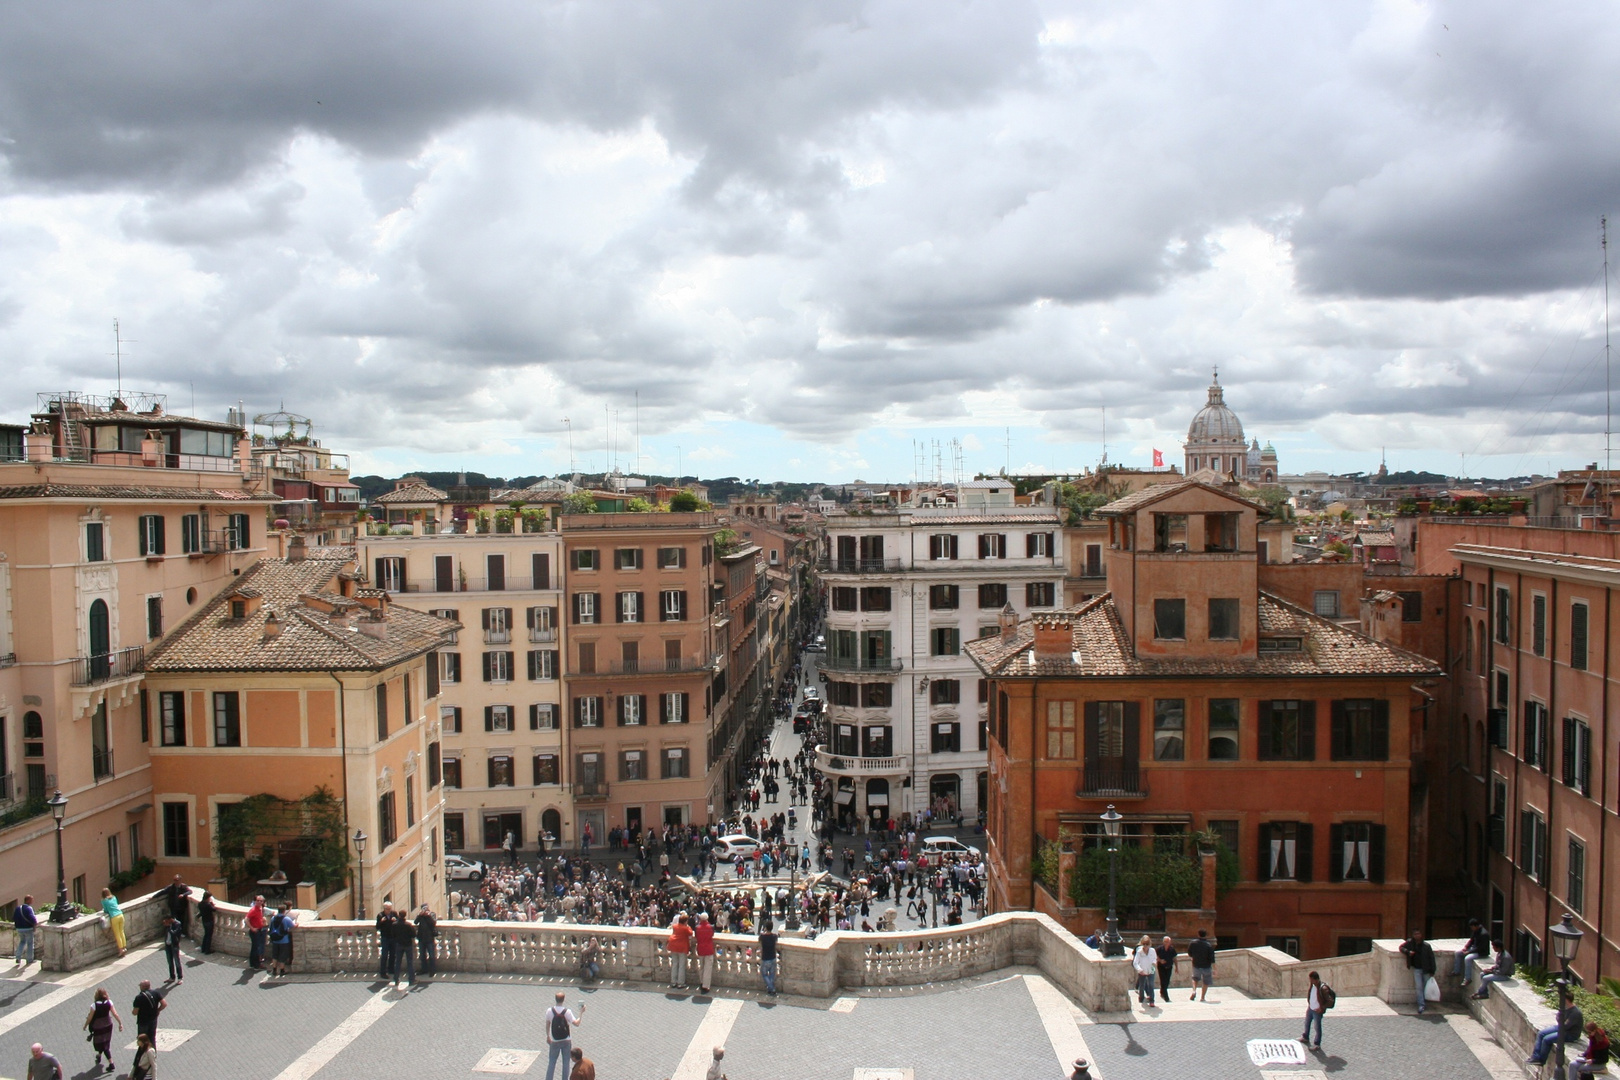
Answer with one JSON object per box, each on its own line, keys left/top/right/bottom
{"left": 1187, "top": 929, "right": 1216, "bottom": 1001}
{"left": 100, "top": 889, "right": 126, "bottom": 957}
{"left": 1572, "top": 1021, "right": 1611, "bottom": 1079}
{"left": 1527, "top": 1000, "right": 1583, "bottom": 1068}
{"left": 759, "top": 919, "right": 780, "bottom": 996}
{"left": 267, "top": 902, "right": 294, "bottom": 977}
{"left": 161, "top": 916, "right": 184, "bottom": 983}
{"left": 25, "top": 1044, "right": 63, "bottom": 1080}
{"left": 544, "top": 990, "right": 583, "bottom": 1080}
{"left": 197, "top": 891, "right": 216, "bottom": 954}
{"left": 374, "top": 902, "right": 399, "bottom": 981}
{"left": 1131, "top": 935, "right": 1157, "bottom": 1006}
{"left": 1300, "top": 971, "right": 1326, "bottom": 1051}
{"left": 1083, "top": 927, "right": 1102, "bottom": 950}
{"left": 131, "top": 979, "right": 166, "bottom": 1046}
{"left": 1398, "top": 929, "right": 1435, "bottom": 1014}
{"left": 1453, "top": 917, "right": 1490, "bottom": 978}
{"left": 580, "top": 936, "right": 601, "bottom": 982}
{"left": 667, "top": 913, "right": 693, "bottom": 989}
{"left": 569, "top": 1046, "right": 595, "bottom": 1080}
{"left": 695, "top": 912, "right": 717, "bottom": 993}
{"left": 389, "top": 904, "right": 417, "bottom": 986}
{"left": 706, "top": 1045, "right": 728, "bottom": 1080}
{"left": 1471, "top": 940, "right": 1514, "bottom": 999}
{"left": 245, "top": 895, "right": 268, "bottom": 970}
{"left": 12, "top": 894, "right": 38, "bottom": 966}
{"left": 161, "top": 875, "right": 190, "bottom": 938}
{"left": 83, "top": 986, "right": 122, "bottom": 1073}
{"left": 415, "top": 904, "right": 439, "bottom": 975}
{"left": 1154, "top": 935, "right": 1177, "bottom": 1002}
{"left": 129, "top": 1034, "right": 155, "bottom": 1080}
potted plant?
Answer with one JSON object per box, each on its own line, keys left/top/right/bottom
{"left": 1193, "top": 827, "right": 1221, "bottom": 856}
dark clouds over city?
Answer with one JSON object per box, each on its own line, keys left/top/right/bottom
{"left": 1, "top": 0, "right": 1616, "bottom": 479}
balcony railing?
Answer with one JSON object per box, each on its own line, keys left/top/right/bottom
{"left": 1078, "top": 761, "right": 1146, "bottom": 797}
{"left": 574, "top": 782, "right": 609, "bottom": 801}
{"left": 92, "top": 748, "right": 114, "bottom": 781}
{"left": 0, "top": 772, "right": 12, "bottom": 802}
{"left": 818, "top": 557, "right": 904, "bottom": 574}
{"left": 820, "top": 654, "right": 904, "bottom": 673}
{"left": 567, "top": 656, "right": 716, "bottom": 678}
{"left": 71, "top": 645, "right": 144, "bottom": 686}
{"left": 814, "top": 746, "right": 910, "bottom": 776}
{"left": 529, "top": 628, "right": 557, "bottom": 643}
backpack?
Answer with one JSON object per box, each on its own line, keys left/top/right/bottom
{"left": 1319, "top": 983, "right": 1336, "bottom": 1010}
{"left": 549, "top": 1006, "right": 571, "bottom": 1041}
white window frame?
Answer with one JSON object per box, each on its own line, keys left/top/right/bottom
{"left": 491, "top": 705, "right": 513, "bottom": 733}
{"left": 618, "top": 591, "right": 642, "bottom": 623}
{"left": 577, "top": 593, "right": 598, "bottom": 624}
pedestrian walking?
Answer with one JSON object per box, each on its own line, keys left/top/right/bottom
{"left": 695, "top": 913, "right": 717, "bottom": 993}
{"left": 1186, "top": 928, "right": 1216, "bottom": 1001}
{"left": 568, "top": 1046, "right": 595, "bottom": 1080}
{"left": 83, "top": 987, "right": 122, "bottom": 1073}
{"left": 267, "top": 902, "right": 294, "bottom": 977}
{"left": 1398, "top": 929, "right": 1435, "bottom": 1014}
{"left": 1131, "top": 935, "right": 1157, "bottom": 1006}
{"left": 196, "top": 891, "right": 216, "bottom": 955}
{"left": 131, "top": 979, "right": 166, "bottom": 1046}
{"left": 161, "top": 916, "right": 184, "bottom": 983}
{"left": 759, "top": 920, "right": 780, "bottom": 995}
{"left": 26, "top": 1044, "right": 63, "bottom": 1080}
{"left": 1300, "top": 971, "right": 1328, "bottom": 1051}
{"left": 667, "top": 913, "right": 693, "bottom": 988}
{"left": 1154, "top": 936, "right": 1177, "bottom": 1002}
{"left": 129, "top": 1034, "right": 156, "bottom": 1080}
{"left": 544, "top": 990, "right": 583, "bottom": 1080}
{"left": 245, "top": 895, "right": 268, "bottom": 970}
{"left": 706, "top": 1045, "right": 728, "bottom": 1080}
{"left": 99, "top": 889, "right": 126, "bottom": 957}
{"left": 12, "top": 894, "right": 38, "bottom": 966}
{"left": 415, "top": 904, "right": 438, "bottom": 975}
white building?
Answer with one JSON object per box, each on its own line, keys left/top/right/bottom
{"left": 817, "top": 506, "right": 1064, "bottom": 828}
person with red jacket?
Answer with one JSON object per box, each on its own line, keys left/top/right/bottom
{"left": 245, "top": 896, "right": 268, "bottom": 970}
{"left": 667, "top": 913, "right": 693, "bottom": 989}
{"left": 694, "top": 913, "right": 717, "bottom": 993}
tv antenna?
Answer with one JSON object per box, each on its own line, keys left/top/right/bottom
{"left": 110, "top": 319, "right": 137, "bottom": 402}
{"left": 1604, "top": 215, "right": 1612, "bottom": 479}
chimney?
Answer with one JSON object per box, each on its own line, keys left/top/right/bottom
{"left": 998, "top": 602, "right": 1020, "bottom": 645}
{"left": 288, "top": 534, "right": 307, "bottom": 562}
{"left": 1032, "top": 613, "right": 1074, "bottom": 659}
{"left": 263, "top": 609, "right": 282, "bottom": 640}
{"left": 358, "top": 609, "right": 388, "bottom": 639}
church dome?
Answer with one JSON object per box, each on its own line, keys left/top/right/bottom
{"left": 1187, "top": 375, "right": 1245, "bottom": 447}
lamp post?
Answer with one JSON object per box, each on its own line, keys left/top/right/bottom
{"left": 1100, "top": 804, "right": 1124, "bottom": 957}
{"left": 352, "top": 829, "right": 369, "bottom": 920}
{"left": 1549, "top": 912, "right": 1584, "bottom": 1080}
{"left": 48, "top": 790, "right": 74, "bottom": 924}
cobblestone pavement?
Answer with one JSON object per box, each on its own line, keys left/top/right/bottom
{"left": 1, "top": 944, "right": 1507, "bottom": 1080}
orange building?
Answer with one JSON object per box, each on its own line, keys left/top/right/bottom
{"left": 969, "top": 481, "right": 1442, "bottom": 959}
{"left": 142, "top": 544, "right": 456, "bottom": 916}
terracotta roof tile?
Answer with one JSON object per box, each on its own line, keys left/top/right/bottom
{"left": 1096, "top": 479, "right": 1266, "bottom": 516}
{"left": 373, "top": 482, "right": 449, "bottom": 504}
{"left": 0, "top": 483, "right": 273, "bottom": 502}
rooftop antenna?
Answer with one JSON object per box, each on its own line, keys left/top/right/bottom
{"left": 676, "top": 445, "right": 682, "bottom": 482}
{"left": 1100, "top": 403, "right": 1107, "bottom": 466}
{"left": 1005, "top": 426, "right": 1011, "bottom": 476}
{"left": 563, "top": 417, "right": 574, "bottom": 474}
{"left": 110, "top": 319, "right": 136, "bottom": 402}
{"left": 634, "top": 391, "right": 640, "bottom": 475}
{"left": 1604, "top": 215, "right": 1612, "bottom": 479}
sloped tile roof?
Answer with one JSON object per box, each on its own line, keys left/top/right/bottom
{"left": 145, "top": 557, "right": 459, "bottom": 673}
{"left": 0, "top": 483, "right": 273, "bottom": 502}
{"left": 373, "top": 482, "right": 449, "bottom": 504}
{"left": 965, "top": 591, "right": 1441, "bottom": 679}
{"left": 1096, "top": 479, "right": 1266, "bottom": 516}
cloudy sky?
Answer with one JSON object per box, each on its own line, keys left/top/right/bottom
{"left": 2, "top": 0, "right": 1617, "bottom": 482}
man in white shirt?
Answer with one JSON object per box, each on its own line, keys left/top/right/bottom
{"left": 544, "top": 990, "right": 583, "bottom": 1080}
{"left": 1301, "top": 971, "right": 1326, "bottom": 1050}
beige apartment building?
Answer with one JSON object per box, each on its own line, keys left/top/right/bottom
{"left": 560, "top": 512, "right": 720, "bottom": 840}
{"left": 0, "top": 392, "right": 272, "bottom": 916}
{"left": 357, "top": 530, "right": 568, "bottom": 855}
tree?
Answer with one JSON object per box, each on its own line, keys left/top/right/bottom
{"left": 625, "top": 496, "right": 656, "bottom": 512}
{"left": 562, "top": 492, "right": 598, "bottom": 514}
{"left": 669, "top": 490, "right": 700, "bottom": 512}
{"left": 714, "top": 527, "right": 740, "bottom": 556}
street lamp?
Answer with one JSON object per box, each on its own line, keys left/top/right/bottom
{"left": 48, "top": 790, "right": 74, "bottom": 924}
{"left": 1549, "top": 912, "right": 1584, "bottom": 1080}
{"left": 1100, "top": 804, "right": 1124, "bottom": 957}
{"left": 352, "top": 829, "right": 369, "bottom": 920}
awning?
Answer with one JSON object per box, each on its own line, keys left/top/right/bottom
{"left": 867, "top": 792, "right": 889, "bottom": 807}
{"left": 835, "top": 790, "right": 855, "bottom": 805}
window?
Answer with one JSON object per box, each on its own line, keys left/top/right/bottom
{"left": 1207, "top": 819, "right": 1239, "bottom": 859}
{"left": 1515, "top": 928, "right": 1544, "bottom": 970}
{"left": 929, "top": 534, "right": 959, "bottom": 560}
{"left": 618, "top": 694, "right": 646, "bottom": 726}
{"left": 161, "top": 802, "right": 190, "bottom": 857}
{"left": 129, "top": 823, "right": 141, "bottom": 863}
{"left": 440, "top": 651, "right": 461, "bottom": 684}
{"left": 1495, "top": 670, "right": 1510, "bottom": 708}
{"left": 619, "top": 750, "right": 646, "bottom": 781}
{"left": 831, "top": 587, "right": 857, "bottom": 611}
{"left": 428, "top": 742, "right": 442, "bottom": 788}
{"left": 85, "top": 522, "right": 106, "bottom": 562}
{"left": 481, "top": 554, "right": 504, "bottom": 591}
{"left": 402, "top": 673, "right": 413, "bottom": 724}
{"left": 833, "top": 723, "right": 857, "bottom": 756}
{"left": 1259, "top": 700, "right": 1314, "bottom": 761}
{"left": 615, "top": 548, "right": 643, "bottom": 570}
{"left": 481, "top": 606, "right": 512, "bottom": 643}
{"left": 930, "top": 679, "right": 960, "bottom": 705}
{"left": 1561, "top": 716, "right": 1592, "bottom": 795}
{"left": 661, "top": 746, "right": 689, "bottom": 779}
{"left": 1208, "top": 598, "right": 1239, "bottom": 640}
{"left": 1532, "top": 594, "right": 1546, "bottom": 656}
{"left": 1028, "top": 531, "right": 1054, "bottom": 557}
{"left": 931, "top": 627, "right": 960, "bottom": 656}
{"left": 1330, "top": 700, "right": 1390, "bottom": 761}
{"left": 1258, "top": 821, "right": 1312, "bottom": 881}
{"left": 1203, "top": 513, "right": 1237, "bottom": 552}
{"left": 90, "top": 702, "right": 111, "bottom": 778}
{"left": 575, "top": 697, "right": 603, "bottom": 727}
{"left": 532, "top": 552, "right": 551, "bottom": 590}
{"left": 1026, "top": 582, "right": 1056, "bottom": 607}
{"left": 527, "top": 605, "right": 557, "bottom": 641}
{"left": 482, "top": 651, "right": 514, "bottom": 683}
{"left": 1519, "top": 808, "right": 1548, "bottom": 882}
{"left": 405, "top": 776, "right": 416, "bottom": 827}
{"left": 1312, "top": 590, "right": 1341, "bottom": 618}
{"left": 212, "top": 691, "right": 241, "bottom": 746}
{"left": 529, "top": 703, "right": 556, "bottom": 730}
{"left": 227, "top": 513, "right": 251, "bottom": 551}
{"left": 853, "top": 586, "right": 889, "bottom": 612}
{"left": 1523, "top": 701, "right": 1549, "bottom": 769}
{"left": 1495, "top": 587, "right": 1511, "bottom": 644}
{"left": 657, "top": 547, "right": 686, "bottom": 569}
{"left": 1567, "top": 837, "right": 1586, "bottom": 914}
{"left": 441, "top": 705, "right": 462, "bottom": 734}
{"left": 527, "top": 649, "right": 558, "bottom": 680}
{"left": 378, "top": 792, "right": 397, "bottom": 847}
{"left": 931, "top": 722, "right": 961, "bottom": 752}
{"left": 138, "top": 514, "right": 166, "bottom": 556}
{"left": 660, "top": 692, "right": 690, "bottom": 724}
{"left": 442, "top": 757, "right": 462, "bottom": 789}
{"left": 533, "top": 754, "right": 559, "bottom": 785}
{"left": 1488, "top": 776, "right": 1507, "bottom": 853}
{"left": 1329, "top": 822, "right": 1385, "bottom": 883}
{"left": 660, "top": 590, "right": 687, "bottom": 621}
{"left": 1399, "top": 590, "right": 1423, "bottom": 623}
{"left": 1151, "top": 513, "right": 1187, "bottom": 552}
{"left": 862, "top": 725, "right": 893, "bottom": 756}
{"left": 1208, "top": 698, "right": 1240, "bottom": 759}
{"left": 827, "top": 682, "right": 857, "bottom": 707}
{"left": 573, "top": 592, "right": 599, "bottom": 625}
{"left": 978, "top": 584, "right": 1008, "bottom": 609}
{"left": 1046, "top": 701, "right": 1076, "bottom": 759}
{"left": 1570, "top": 601, "right": 1590, "bottom": 670}
{"left": 429, "top": 608, "right": 460, "bottom": 645}
{"left": 373, "top": 556, "right": 405, "bottom": 593}
{"left": 978, "top": 533, "right": 1007, "bottom": 559}
{"left": 572, "top": 549, "right": 599, "bottom": 571}
{"left": 181, "top": 514, "right": 201, "bottom": 554}
{"left": 484, "top": 705, "right": 513, "bottom": 733}
{"left": 487, "top": 755, "right": 514, "bottom": 788}
{"left": 1153, "top": 598, "right": 1185, "bottom": 640}
{"left": 1153, "top": 699, "right": 1185, "bottom": 760}
{"left": 616, "top": 591, "right": 644, "bottom": 623}
{"left": 929, "top": 584, "right": 959, "bottom": 610}
{"left": 159, "top": 691, "right": 186, "bottom": 746}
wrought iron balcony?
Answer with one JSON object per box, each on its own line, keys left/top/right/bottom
{"left": 574, "top": 781, "right": 609, "bottom": 801}
{"left": 71, "top": 645, "right": 144, "bottom": 687}
{"left": 819, "top": 654, "right": 903, "bottom": 673}
{"left": 817, "top": 557, "right": 904, "bottom": 574}
{"left": 1077, "top": 761, "right": 1147, "bottom": 797}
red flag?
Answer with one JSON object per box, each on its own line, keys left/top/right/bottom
{"left": 1152, "top": 449, "right": 1164, "bottom": 467}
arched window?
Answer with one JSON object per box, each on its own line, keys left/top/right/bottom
{"left": 541, "top": 808, "right": 562, "bottom": 844}
{"left": 1476, "top": 622, "right": 1486, "bottom": 675}
{"left": 1476, "top": 720, "right": 1487, "bottom": 775}
{"left": 88, "top": 598, "right": 110, "bottom": 680}
{"left": 1464, "top": 622, "right": 1473, "bottom": 670}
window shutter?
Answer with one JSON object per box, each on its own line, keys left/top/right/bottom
{"left": 529, "top": 704, "right": 539, "bottom": 730}
{"left": 1372, "top": 700, "right": 1390, "bottom": 761}
{"left": 374, "top": 558, "right": 388, "bottom": 591}
{"left": 1519, "top": 809, "right": 1534, "bottom": 871}
{"left": 1369, "top": 825, "right": 1386, "bottom": 883}
{"left": 659, "top": 693, "right": 669, "bottom": 723}
{"left": 426, "top": 652, "right": 439, "bottom": 699}
{"left": 978, "top": 534, "right": 988, "bottom": 558}
{"left": 487, "top": 758, "right": 498, "bottom": 788}
{"left": 1522, "top": 703, "right": 1534, "bottom": 764}
{"left": 678, "top": 591, "right": 687, "bottom": 620}
{"left": 636, "top": 592, "right": 645, "bottom": 622}
{"left": 534, "top": 553, "right": 550, "bottom": 590}
{"left": 1562, "top": 716, "right": 1576, "bottom": 787}
{"left": 1025, "top": 533, "right": 1036, "bottom": 557}
{"left": 614, "top": 593, "right": 624, "bottom": 623}
{"left": 484, "top": 706, "right": 495, "bottom": 732}
{"left": 526, "top": 607, "right": 535, "bottom": 629}
{"left": 1123, "top": 701, "right": 1140, "bottom": 760}
{"left": 527, "top": 651, "right": 537, "bottom": 680}
{"left": 482, "top": 608, "right": 492, "bottom": 630}
{"left": 1578, "top": 723, "right": 1592, "bottom": 795}
{"left": 482, "top": 652, "right": 492, "bottom": 681}
{"left": 154, "top": 516, "right": 166, "bottom": 554}
{"left": 572, "top": 595, "right": 581, "bottom": 624}
{"left": 1328, "top": 824, "right": 1345, "bottom": 883}
{"left": 1083, "top": 702, "right": 1100, "bottom": 764}
{"left": 501, "top": 607, "right": 513, "bottom": 630}
{"left": 1257, "top": 702, "right": 1274, "bottom": 761}
{"left": 503, "top": 651, "right": 513, "bottom": 679}
{"left": 547, "top": 605, "right": 559, "bottom": 630}
{"left": 1330, "top": 701, "right": 1346, "bottom": 760}
{"left": 1295, "top": 823, "right": 1314, "bottom": 882}
{"left": 1257, "top": 822, "right": 1273, "bottom": 882}
{"left": 680, "top": 693, "right": 689, "bottom": 722}
{"left": 1298, "top": 701, "right": 1317, "bottom": 760}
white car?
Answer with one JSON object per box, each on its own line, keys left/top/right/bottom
{"left": 802, "top": 686, "right": 820, "bottom": 700}
{"left": 714, "top": 834, "right": 763, "bottom": 858}
{"left": 444, "top": 854, "right": 487, "bottom": 882}
{"left": 922, "top": 836, "right": 979, "bottom": 858}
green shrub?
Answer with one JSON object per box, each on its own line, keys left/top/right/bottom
{"left": 669, "top": 491, "right": 700, "bottom": 512}
{"left": 1029, "top": 837, "right": 1061, "bottom": 892}
{"left": 1070, "top": 844, "right": 1201, "bottom": 908}
{"left": 108, "top": 856, "right": 156, "bottom": 892}
{"left": 1535, "top": 978, "right": 1620, "bottom": 1041}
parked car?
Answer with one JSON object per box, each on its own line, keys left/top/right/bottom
{"left": 444, "top": 854, "right": 488, "bottom": 881}
{"left": 805, "top": 634, "right": 826, "bottom": 652}
{"left": 922, "top": 836, "right": 979, "bottom": 858}
{"left": 713, "top": 834, "right": 763, "bottom": 858}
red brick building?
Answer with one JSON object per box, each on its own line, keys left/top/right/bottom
{"left": 969, "top": 481, "right": 1442, "bottom": 959}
